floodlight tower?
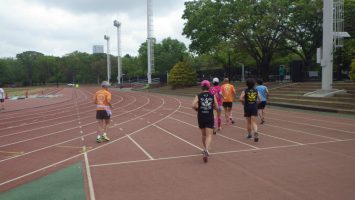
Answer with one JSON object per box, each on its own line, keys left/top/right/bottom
{"left": 114, "top": 20, "right": 122, "bottom": 85}
{"left": 320, "top": 0, "right": 334, "bottom": 90}
{"left": 147, "top": 0, "right": 155, "bottom": 84}
{"left": 104, "top": 35, "right": 111, "bottom": 84}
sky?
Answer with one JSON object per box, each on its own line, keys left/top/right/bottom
{"left": 0, "top": 0, "right": 191, "bottom": 58}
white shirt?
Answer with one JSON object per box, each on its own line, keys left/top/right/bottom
{"left": 0, "top": 88, "right": 4, "bottom": 99}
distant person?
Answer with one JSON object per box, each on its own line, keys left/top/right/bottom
{"left": 221, "top": 78, "right": 236, "bottom": 125}
{"left": 94, "top": 81, "right": 112, "bottom": 143}
{"left": 279, "top": 65, "right": 285, "bottom": 82}
{"left": 0, "top": 85, "right": 5, "bottom": 110}
{"left": 209, "top": 77, "right": 223, "bottom": 133}
{"left": 255, "top": 79, "right": 269, "bottom": 124}
{"left": 192, "top": 80, "right": 218, "bottom": 163}
{"left": 239, "top": 78, "right": 261, "bottom": 142}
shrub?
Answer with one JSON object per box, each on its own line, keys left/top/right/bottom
{"left": 350, "top": 59, "right": 355, "bottom": 82}
{"left": 168, "top": 61, "right": 197, "bottom": 89}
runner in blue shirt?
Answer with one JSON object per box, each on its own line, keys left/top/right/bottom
{"left": 255, "top": 79, "right": 269, "bottom": 124}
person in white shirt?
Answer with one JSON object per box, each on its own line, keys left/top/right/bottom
{"left": 0, "top": 85, "right": 5, "bottom": 110}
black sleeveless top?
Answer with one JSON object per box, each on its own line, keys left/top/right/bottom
{"left": 244, "top": 88, "right": 258, "bottom": 107}
{"left": 197, "top": 92, "right": 215, "bottom": 120}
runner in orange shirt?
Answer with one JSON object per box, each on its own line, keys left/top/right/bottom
{"left": 93, "top": 81, "right": 112, "bottom": 143}
{"left": 221, "top": 78, "right": 236, "bottom": 124}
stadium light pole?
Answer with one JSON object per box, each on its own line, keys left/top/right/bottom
{"left": 104, "top": 35, "right": 111, "bottom": 84}
{"left": 113, "top": 20, "right": 122, "bottom": 85}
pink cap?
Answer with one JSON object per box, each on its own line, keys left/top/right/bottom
{"left": 201, "top": 80, "right": 210, "bottom": 87}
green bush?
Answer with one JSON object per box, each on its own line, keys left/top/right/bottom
{"left": 350, "top": 59, "right": 355, "bottom": 82}
{"left": 168, "top": 61, "right": 197, "bottom": 89}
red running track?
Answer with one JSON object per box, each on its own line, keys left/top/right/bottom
{"left": 0, "top": 86, "right": 354, "bottom": 200}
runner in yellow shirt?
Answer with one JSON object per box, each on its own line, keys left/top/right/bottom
{"left": 221, "top": 78, "right": 236, "bottom": 124}
{"left": 93, "top": 81, "right": 112, "bottom": 143}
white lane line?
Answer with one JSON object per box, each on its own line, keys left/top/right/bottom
{"left": 267, "top": 117, "right": 355, "bottom": 134}
{"left": 175, "top": 110, "right": 304, "bottom": 145}
{"left": 0, "top": 94, "right": 128, "bottom": 138}
{"left": 178, "top": 109, "right": 342, "bottom": 141}
{"left": 181, "top": 106, "right": 355, "bottom": 129}
{"left": 0, "top": 95, "right": 147, "bottom": 147}
{"left": 168, "top": 116, "right": 259, "bottom": 149}
{"left": 263, "top": 123, "right": 341, "bottom": 141}
{"left": 84, "top": 146, "right": 96, "bottom": 200}
{"left": 0, "top": 95, "right": 156, "bottom": 162}
{"left": 0, "top": 94, "right": 181, "bottom": 187}
{"left": 267, "top": 112, "right": 355, "bottom": 127}
{"left": 0, "top": 152, "right": 83, "bottom": 187}
{"left": 127, "top": 135, "right": 154, "bottom": 160}
{"left": 153, "top": 124, "right": 203, "bottom": 151}
{"left": 90, "top": 138, "right": 355, "bottom": 167}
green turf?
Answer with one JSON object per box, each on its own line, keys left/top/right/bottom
{"left": 0, "top": 163, "right": 86, "bottom": 200}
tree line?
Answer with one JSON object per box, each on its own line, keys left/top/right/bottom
{"left": 0, "top": 0, "right": 354, "bottom": 86}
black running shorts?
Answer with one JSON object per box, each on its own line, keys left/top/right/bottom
{"left": 258, "top": 101, "right": 267, "bottom": 109}
{"left": 244, "top": 106, "right": 258, "bottom": 117}
{"left": 96, "top": 110, "right": 110, "bottom": 120}
{"left": 222, "top": 102, "right": 233, "bottom": 108}
{"left": 198, "top": 118, "right": 214, "bottom": 129}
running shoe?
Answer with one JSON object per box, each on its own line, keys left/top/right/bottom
{"left": 254, "top": 132, "right": 259, "bottom": 142}
{"left": 96, "top": 136, "right": 102, "bottom": 143}
{"left": 246, "top": 133, "right": 252, "bottom": 139}
{"left": 205, "top": 149, "right": 210, "bottom": 157}
{"left": 202, "top": 150, "right": 209, "bottom": 163}
{"left": 260, "top": 119, "right": 265, "bottom": 124}
{"left": 218, "top": 126, "right": 222, "bottom": 131}
{"left": 230, "top": 118, "right": 235, "bottom": 124}
{"left": 213, "top": 128, "right": 217, "bottom": 135}
{"left": 101, "top": 134, "right": 110, "bottom": 141}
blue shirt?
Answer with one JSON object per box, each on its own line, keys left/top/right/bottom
{"left": 256, "top": 85, "right": 268, "bottom": 102}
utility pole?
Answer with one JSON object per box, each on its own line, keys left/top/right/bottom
{"left": 114, "top": 20, "right": 122, "bottom": 85}
{"left": 104, "top": 35, "right": 111, "bottom": 84}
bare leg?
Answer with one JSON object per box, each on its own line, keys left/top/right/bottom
{"left": 228, "top": 107, "right": 234, "bottom": 123}
{"left": 201, "top": 128, "right": 206, "bottom": 148}
{"left": 103, "top": 119, "right": 110, "bottom": 133}
{"left": 217, "top": 108, "right": 222, "bottom": 129}
{"left": 97, "top": 120, "right": 104, "bottom": 135}
{"left": 246, "top": 117, "right": 252, "bottom": 134}
{"left": 251, "top": 116, "right": 259, "bottom": 141}
{"left": 223, "top": 107, "right": 229, "bottom": 124}
{"left": 205, "top": 128, "right": 213, "bottom": 151}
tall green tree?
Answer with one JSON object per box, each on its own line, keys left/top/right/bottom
{"left": 281, "top": 0, "right": 323, "bottom": 68}
{"left": 154, "top": 37, "right": 188, "bottom": 76}
{"left": 183, "top": 0, "right": 290, "bottom": 80}
{"left": 16, "top": 51, "right": 44, "bottom": 86}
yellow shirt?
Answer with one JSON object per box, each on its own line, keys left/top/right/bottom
{"left": 93, "top": 89, "right": 111, "bottom": 110}
{"left": 221, "top": 83, "right": 236, "bottom": 102}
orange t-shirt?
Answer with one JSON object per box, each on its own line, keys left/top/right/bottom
{"left": 93, "top": 89, "right": 111, "bottom": 110}
{"left": 221, "top": 83, "right": 236, "bottom": 102}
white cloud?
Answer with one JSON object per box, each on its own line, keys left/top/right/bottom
{"left": 0, "top": 0, "right": 190, "bottom": 58}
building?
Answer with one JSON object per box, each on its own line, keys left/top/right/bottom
{"left": 93, "top": 45, "right": 104, "bottom": 54}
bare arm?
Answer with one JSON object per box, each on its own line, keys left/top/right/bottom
{"left": 192, "top": 96, "right": 198, "bottom": 111}
{"left": 213, "top": 95, "right": 218, "bottom": 110}
{"left": 239, "top": 91, "right": 245, "bottom": 105}
{"left": 257, "top": 92, "right": 262, "bottom": 104}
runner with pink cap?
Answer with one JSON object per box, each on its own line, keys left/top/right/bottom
{"left": 192, "top": 80, "right": 218, "bottom": 163}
